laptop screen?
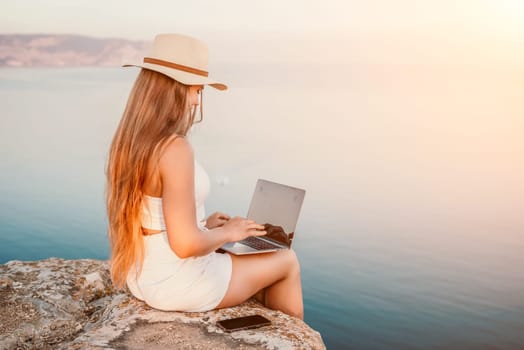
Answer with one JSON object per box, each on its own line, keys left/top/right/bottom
{"left": 247, "top": 179, "right": 306, "bottom": 247}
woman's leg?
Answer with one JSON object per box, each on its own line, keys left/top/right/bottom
{"left": 252, "top": 288, "right": 266, "bottom": 305}
{"left": 215, "top": 249, "right": 303, "bottom": 319}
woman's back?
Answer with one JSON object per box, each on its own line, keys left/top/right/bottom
{"left": 141, "top": 158, "right": 211, "bottom": 231}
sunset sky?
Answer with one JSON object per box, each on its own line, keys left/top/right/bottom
{"left": 1, "top": 0, "right": 523, "bottom": 65}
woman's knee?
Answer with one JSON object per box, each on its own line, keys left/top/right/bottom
{"left": 280, "top": 249, "right": 300, "bottom": 275}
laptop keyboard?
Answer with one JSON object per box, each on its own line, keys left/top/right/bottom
{"left": 241, "top": 236, "right": 280, "bottom": 250}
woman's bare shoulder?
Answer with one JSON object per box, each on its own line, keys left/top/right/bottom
{"left": 158, "top": 134, "right": 194, "bottom": 170}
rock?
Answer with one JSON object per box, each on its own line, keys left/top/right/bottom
{"left": 0, "top": 258, "right": 326, "bottom": 349}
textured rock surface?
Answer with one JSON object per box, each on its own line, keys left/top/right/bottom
{"left": 0, "top": 258, "right": 325, "bottom": 349}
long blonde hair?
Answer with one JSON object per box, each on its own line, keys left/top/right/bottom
{"left": 106, "top": 69, "right": 196, "bottom": 289}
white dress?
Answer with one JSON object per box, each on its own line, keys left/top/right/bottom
{"left": 126, "top": 159, "right": 232, "bottom": 312}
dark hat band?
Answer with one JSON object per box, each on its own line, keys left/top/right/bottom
{"left": 143, "top": 57, "right": 209, "bottom": 77}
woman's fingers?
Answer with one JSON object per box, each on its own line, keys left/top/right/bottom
{"left": 246, "top": 222, "right": 264, "bottom": 230}
{"left": 242, "top": 218, "right": 260, "bottom": 225}
{"left": 247, "top": 221, "right": 266, "bottom": 236}
{"left": 226, "top": 217, "right": 266, "bottom": 237}
{"left": 244, "top": 220, "right": 264, "bottom": 230}
{"left": 250, "top": 229, "right": 267, "bottom": 236}
{"left": 216, "top": 212, "right": 230, "bottom": 220}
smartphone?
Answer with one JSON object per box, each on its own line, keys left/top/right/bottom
{"left": 216, "top": 315, "right": 271, "bottom": 332}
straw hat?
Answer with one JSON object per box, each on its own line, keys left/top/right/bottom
{"left": 123, "top": 33, "right": 227, "bottom": 90}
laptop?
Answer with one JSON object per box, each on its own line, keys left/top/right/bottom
{"left": 220, "top": 179, "right": 306, "bottom": 255}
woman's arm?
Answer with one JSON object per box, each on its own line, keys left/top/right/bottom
{"left": 158, "top": 137, "right": 265, "bottom": 258}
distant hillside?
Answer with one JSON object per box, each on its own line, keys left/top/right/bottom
{"left": 0, "top": 34, "right": 148, "bottom": 67}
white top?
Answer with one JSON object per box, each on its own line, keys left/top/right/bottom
{"left": 141, "top": 158, "right": 211, "bottom": 230}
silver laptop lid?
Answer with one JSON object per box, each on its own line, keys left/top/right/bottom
{"left": 246, "top": 179, "right": 306, "bottom": 246}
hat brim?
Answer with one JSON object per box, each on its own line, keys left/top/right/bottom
{"left": 122, "top": 61, "right": 227, "bottom": 91}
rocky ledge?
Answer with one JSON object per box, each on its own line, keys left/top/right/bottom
{"left": 0, "top": 258, "right": 325, "bottom": 349}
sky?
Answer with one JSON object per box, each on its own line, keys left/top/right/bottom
{"left": 1, "top": 0, "right": 523, "bottom": 64}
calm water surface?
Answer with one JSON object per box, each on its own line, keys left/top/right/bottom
{"left": 1, "top": 66, "right": 523, "bottom": 349}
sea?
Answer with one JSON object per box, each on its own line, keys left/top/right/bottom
{"left": 0, "top": 64, "right": 523, "bottom": 349}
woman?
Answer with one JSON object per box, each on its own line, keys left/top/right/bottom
{"left": 106, "top": 34, "right": 303, "bottom": 319}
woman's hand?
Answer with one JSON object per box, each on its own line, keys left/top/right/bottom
{"left": 205, "top": 211, "right": 231, "bottom": 229}
{"left": 221, "top": 216, "right": 267, "bottom": 242}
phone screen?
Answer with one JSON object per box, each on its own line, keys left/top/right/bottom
{"left": 216, "top": 315, "right": 271, "bottom": 332}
